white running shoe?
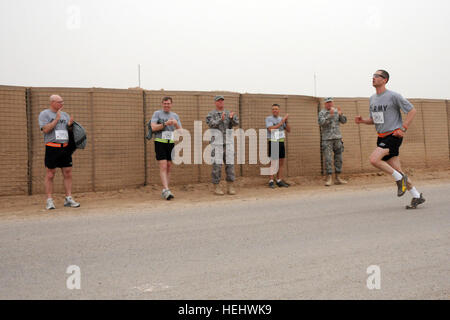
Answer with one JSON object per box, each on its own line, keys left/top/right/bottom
{"left": 46, "top": 198, "right": 56, "bottom": 210}
{"left": 162, "top": 189, "right": 174, "bottom": 200}
{"left": 64, "top": 196, "right": 80, "bottom": 208}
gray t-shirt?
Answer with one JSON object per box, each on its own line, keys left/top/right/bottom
{"left": 265, "top": 116, "right": 286, "bottom": 141}
{"left": 150, "top": 110, "right": 182, "bottom": 141}
{"left": 369, "top": 90, "right": 413, "bottom": 134}
{"left": 38, "top": 109, "right": 71, "bottom": 143}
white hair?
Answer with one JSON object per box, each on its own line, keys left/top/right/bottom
{"left": 50, "top": 95, "right": 62, "bottom": 102}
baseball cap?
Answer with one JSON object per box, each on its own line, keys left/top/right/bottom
{"left": 214, "top": 95, "right": 225, "bottom": 101}
{"left": 324, "top": 97, "right": 333, "bottom": 103}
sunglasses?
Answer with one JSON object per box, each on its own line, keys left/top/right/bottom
{"left": 373, "top": 74, "right": 386, "bottom": 79}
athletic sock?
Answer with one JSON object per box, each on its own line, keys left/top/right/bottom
{"left": 269, "top": 180, "right": 274, "bottom": 183}
{"left": 409, "top": 187, "right": 420, "bottom": 198}
{"left": 277, "top": 179, "right": 281, "bottom": 183}
{"left": 392, "top": 170, "right": 403, "bottom": 181}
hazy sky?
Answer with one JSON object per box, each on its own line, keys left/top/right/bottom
{"left": 1, "top": 0, "right": 449, "bottom": 98}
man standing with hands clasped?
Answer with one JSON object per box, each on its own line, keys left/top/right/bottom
{"left": 39, "top": 95, "right": 80, "bottom": 210}
{"left": 151, "top": 96, "right": 182, "bottom": 200}
{"left": 265, "top": 104, "right": 291, "bottom": 188}
{"left": 318, "top": 97, "right": 348, "bottom": 186}
{"left": 206, "top": 95, "right": 239, "bottom": 196}
{"left": 355, "top": 70, "right": 425, "bottom": 209}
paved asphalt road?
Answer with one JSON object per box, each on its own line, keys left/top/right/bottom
{"left": 0, "top": 183, "right": 448, "bottom": 299}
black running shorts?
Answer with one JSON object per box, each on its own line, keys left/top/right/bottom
{"left": 377, "top": 134, "right": 403, "bottom": 161}
{"left": 268, "top": 141, "right": 286, "bottom": 160}
{"left": 155, "top": 141, "right": 175, "bottom": 161}
{"left": 45, "top": 145, "right": 73, "bottom": 169}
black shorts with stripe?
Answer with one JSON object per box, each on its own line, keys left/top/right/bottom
{"left": 377, "top": 134, "right": 403, "bottom": 161}
{"left": 268, "top": 141, "right": 286, "bottom": 160}
{"left": 45, "top": 145, "right": 73, "bottom": 169}
{"left": 155, "top": 141, "right": 175, "bottom": 161}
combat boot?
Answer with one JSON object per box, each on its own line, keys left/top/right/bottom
{"left": 335, "top": 174, "right": 347, "bottom": 185}
{"left": 214, "top": 184, "right": 224, "bottom": 196}
{"left": 325, "top": 175, "right": 333, "bottom": 186}
{"left": 227, "top": 181, "right": 236, "bottom": 195}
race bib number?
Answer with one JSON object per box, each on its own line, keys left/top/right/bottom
{"left": 271, "top": 130, "right": 285, "bottom": 140}
{"left": 372, "top": 112, "right": 384, "bottom": 124}
{"left": 55, "top": 130, "right": 68, "bottom": 140}
{"left": 162, "top": 131, "right": 174, "bottom": 140}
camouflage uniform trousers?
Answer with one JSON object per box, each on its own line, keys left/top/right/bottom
{"left": 322, "top": 139, "right": 344, "bottom": 175}
{"left": 211, "top": 144, "right": 235, "bottom": 184}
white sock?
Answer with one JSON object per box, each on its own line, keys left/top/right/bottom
{"left": 392, "top": 170, "right": 403, "bottom": 181}
{"left": 409, "top": 187, "right": 420, "bottom": 198}
{"left": 269, "top": 179, "right": 274, "bottom": 183}
{"left": 277, "top": 179, "right": 281, "bottom": 183}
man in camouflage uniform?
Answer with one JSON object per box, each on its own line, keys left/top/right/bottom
{"left": 206, "top": 95, "right": 239, "bottom": 195}
{"left": 318, "top": 97, "right": 348, "bottom": 186}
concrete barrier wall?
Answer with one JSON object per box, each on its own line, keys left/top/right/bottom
{"left": 0, "top": 85, "right": 448, "bottom": 196}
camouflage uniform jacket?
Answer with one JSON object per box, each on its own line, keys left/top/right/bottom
{"left": 318, "top": 108, "right": 347, "bottom": 140}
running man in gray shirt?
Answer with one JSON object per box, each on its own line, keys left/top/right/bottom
{"left": 355, "top": 70, "right": 425, "bottom": 209}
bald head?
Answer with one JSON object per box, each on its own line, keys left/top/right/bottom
{"left": 50, "top": 95, "right": 62, "bottom": 102}
{"left": 49, "top": 95, "right": 64, "bottom": 111}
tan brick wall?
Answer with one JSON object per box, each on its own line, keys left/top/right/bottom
{"left": 0, "top": 85, "right": 449, "bottom": 196}
{"left": 421, "top": 99, "right": 449, "bottom": 167}
{"left": 92, "top": 88, "right": 145, "bottom": 191}
{"left": 0, "top": 87, "right": 28, "bottom": 195}
{"left": 447, "top": 100, "right": 450, "bottom": 161}
{"left": 286, "top": 96, "right": 321, "bottom": 176}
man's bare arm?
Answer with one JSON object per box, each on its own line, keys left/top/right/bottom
{"left": 402, "top": 107, "right": 416, "bottom": 129}
{"left": 355, "top": 116, "right": 374, "bottom": 125}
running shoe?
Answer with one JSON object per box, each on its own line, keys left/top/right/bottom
{"left": 276, "top": 180, "right": 289, "bottom": 188}
{"left": 46, "top": 198, "right": 56, "bottom": 210}
{"left": 406, "top": 193, "right": 426, "bottom": 209}
{"left": 396, "top": 174, "right": 408, "bottom": 197}
{"left": 268, "top": 181, "right": 275, "bottom": 188}
{"left": 64, "top": 196, "right": 80, "bottom": 208}
{"left": 162, "top": 189, "right": 174, "bottom": 200}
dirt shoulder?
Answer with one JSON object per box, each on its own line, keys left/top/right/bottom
{"left": 1, "top": 167, "right": 449, "bottom": 221}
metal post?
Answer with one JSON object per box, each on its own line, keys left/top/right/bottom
{"left": 138, "top": 64, "right": 141, "bottom": 88}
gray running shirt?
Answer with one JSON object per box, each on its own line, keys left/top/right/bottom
{"left": 150, "top": 110, "right": 182, "bottom": 140}
{"left": 265, "top": 116, "right": 286, "bottom": 140}
{"left": 38, "top": 109, "right": 71, "bottom": 143}
{"left": 369, "top": 90, "right": 413, "bottom": 134}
